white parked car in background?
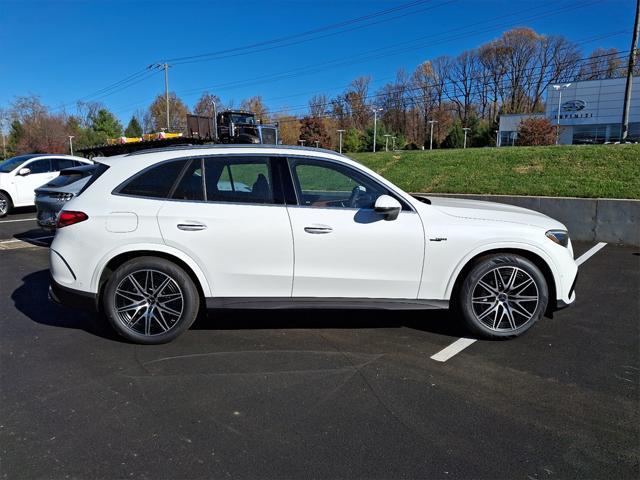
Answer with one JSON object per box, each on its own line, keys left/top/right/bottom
{"left": 0, "top": 154, "right": 91, "bottom": 216}
{"left": 49, "top": 145, "right": 578, "bottom": 344}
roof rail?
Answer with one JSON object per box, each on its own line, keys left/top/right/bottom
{"left": 126, "top": 143, "right": 349, "bottom": 158}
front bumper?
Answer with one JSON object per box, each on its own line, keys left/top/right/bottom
{"left": 49, "top": 276, "right": 97, "bottom": 311}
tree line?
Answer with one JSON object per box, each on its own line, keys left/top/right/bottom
{"left": 1, "top": 27, "right": 635, "bottom": 158}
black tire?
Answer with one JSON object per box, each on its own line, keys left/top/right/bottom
{"left": 103, "top": 256, "right": 200, "bottom": 344}
{"left": 0, "top": 191, "right": 12, "bottom": 217}
{"left": 457, "top": 254, "right": 548, "bottom": 339}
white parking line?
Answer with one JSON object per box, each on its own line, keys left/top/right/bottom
{"left": 431, "top": 242, "right": 608, "bottom": 362}
{"left": 0, "top": 218, "right": 37, "bottom": 223}
{"left": 430, "top": 338, "right": 477, "bottom": 362}
{"left": 575, "top": 242, "right": 607, "bottom": 267}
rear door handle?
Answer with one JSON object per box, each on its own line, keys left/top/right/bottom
{"left": 304, "top": 225, "right": 333, "bottom": 234}
{"left": 177, "top": 223, "right": 207, "bottom": 231}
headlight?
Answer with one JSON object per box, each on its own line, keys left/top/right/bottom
{"left": 546, "top": 229, "right": 569, "bottom": 247}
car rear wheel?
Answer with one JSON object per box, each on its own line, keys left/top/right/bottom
{"left": 457, "top": 254, "right": 548, "bottom": 338}
{"left": 103, "top": 257, "right": 200, "bottom": 344}
{"left": 0, "top": 192, "right": 11, "bottom": 217}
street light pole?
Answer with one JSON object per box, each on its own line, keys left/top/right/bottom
{"left": 68, "top": 136, "right": 75, "bottom": 156}
{"left": 372, "top": 108, "right": 382, "bottom": 152}
{"left": 552, "top": 83, "right": 571, "bottom": 145}
{"left": 315, "top": 140, "right": 319, "bottom": 148}
{"left": 299, "top": 139, "right": 306, "bottom": 146}
{"left": 337, "top": 129, "right": 345, "bottom": 154}
{"left": 462, "top": 128, "right": 471, "bottom": 149}
{"left": 428, "top": 120, "right": 438, "bottom": 150}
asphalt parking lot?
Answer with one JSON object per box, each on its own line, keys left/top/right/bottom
{"left": 1, "top": 209, "right": 638, "bottom": 479}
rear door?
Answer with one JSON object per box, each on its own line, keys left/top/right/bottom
{"left": 157, "top": 155, "right": 294, "bottom": 298}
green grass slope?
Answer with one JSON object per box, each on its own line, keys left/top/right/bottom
{"left": 350, "top": 144, "right": 640, "bottom": 199}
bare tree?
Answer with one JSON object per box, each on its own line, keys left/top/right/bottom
{"left": 309, "top": 94, "right": 328, "bottom": 118}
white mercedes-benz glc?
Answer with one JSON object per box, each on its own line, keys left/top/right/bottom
{"left": 49, "top": 145, "right": 578, "bottom": 344}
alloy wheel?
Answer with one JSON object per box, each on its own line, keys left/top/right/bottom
{"left": 471, "top": 266, "right": 539, "bottom": 332}
{"left": 114, "top": 269, "right": 184, "bottom": 336}
{"left": 0, "top": 197, "right": 7, "bottom": 216}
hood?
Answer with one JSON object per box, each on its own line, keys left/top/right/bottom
{"left": 426, "top": 196, "right": 565, "bottom": 230}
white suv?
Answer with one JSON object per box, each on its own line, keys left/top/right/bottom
{"left": 0, "top": 154, "right": 91, "bottom": 216}
{"left": 49, "top": 145, "right": 578, "bottom": 344}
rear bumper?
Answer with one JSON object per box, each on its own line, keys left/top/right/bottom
{"left": 49, "top": 276, "right": 97, "bottom": 311}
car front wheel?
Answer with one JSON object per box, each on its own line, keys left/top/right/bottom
{"left": 103, "top": 257, "right": 200, "bottom": 344}
{"left": 0, "top": 192, "right": 11, "bottom": 217}
{"left": 458, "top": 254, "right": 548, "bottom": 338}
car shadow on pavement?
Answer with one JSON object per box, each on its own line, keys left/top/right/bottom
{"left": 196, "top": 307, "right": 467, "bottom": 338}
{"left": 13, "top": 269, "right": 467, "bottom": 341}
{"left": 12, "top": 269, "right": 121, "bottom": 341}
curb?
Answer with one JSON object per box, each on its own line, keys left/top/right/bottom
{"left": 417, "top": 193, "right": 640, "bottom": 247}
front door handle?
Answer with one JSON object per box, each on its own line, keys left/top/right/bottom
{"left": 177, "top": 223, "right": 207, "bottom": 231}
{"left": 304, "top": 225, "right": 333, "bottom": 234}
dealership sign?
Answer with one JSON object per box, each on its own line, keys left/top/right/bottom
{"left": 554, "top": 99, "right": 593, "bottom": 119}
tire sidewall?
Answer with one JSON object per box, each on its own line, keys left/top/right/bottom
{"left": 0, "top": 192, "right": 10, "bottom": 217}
{"left": 459, "top": 255, "right": 549, "bottom": 338}
{"left": 103, "top": 257, "right": 200, "bottom": 344}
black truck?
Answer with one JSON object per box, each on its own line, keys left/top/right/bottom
{"left": 78, "top": 110, "right": 279, "bottom": 158}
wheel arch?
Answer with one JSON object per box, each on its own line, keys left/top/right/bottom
{"left": 448, "top": 246, "right": 558, "bottom": 312}
{"left": 0, "top": 189, "right": 13, "bottom": 204}
{"left": 96, "top": 248, "right": 210, "bottom": 309}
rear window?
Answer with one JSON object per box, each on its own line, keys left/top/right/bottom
{"left": 44, "top": 167, "right": 96, "bottom": 188}
{"left": 118, "top": 160, "right": 186, "bottom": 198}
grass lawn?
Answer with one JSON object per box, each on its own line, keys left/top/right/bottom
{"left": 349, "top": 144, "right": 640, "bottom": 199}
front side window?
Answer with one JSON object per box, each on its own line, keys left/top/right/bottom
{"left": 27, "top": 159, "right": 53, "bottom": 174}
{"left": 204, "top": 157, "right": 275, "bottom": 204}
{"left": 118, "top": 160, "right": 186, "bottom": 198}
{"left": 289, "top": 159, "right": 389, "bottom": 210}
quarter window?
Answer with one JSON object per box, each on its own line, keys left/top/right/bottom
{"left": 204, "top": 157, "right": 275, "bottom": 204}
{"left": 289, "top": 159, "right": 389, "bottom": 210}
{"left": 119, "top": 160, "right": 186, "bottom": 198}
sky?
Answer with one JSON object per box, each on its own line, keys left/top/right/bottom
{"left": 0, "top": 0, "right": 635, "bottom": 125}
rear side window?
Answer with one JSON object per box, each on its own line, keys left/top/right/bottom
{"left": 172, "top": 159, "right": 204, "bottom": 201}
{"left": 204, "top": 157, "right": 275, "bottom": 204}
{"left": 52, "top": 158, "right": 77, "bottom": 171}
{"left": 119, "top": 160, "right": 186, "bottom": 198}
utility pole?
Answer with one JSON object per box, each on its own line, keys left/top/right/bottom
{"left": 372, "top": 107, "right": 382, "bottom": 152}
{"left": 428, "top": 120, "right": 438, "bottom": 150}
{"left": 621, "top": 0, "right": 640, "bottom": 142}
{"left": 552, "top": 83, "right": 571, "bottom": 145}
{"left": 149, "top": 63, "right": 171, "bottom": 132}
{"left": 337, "top": 129, "right": 345, "bottom": 154}
{"left": 0, "top": 119, "right": 6, "bottom": 160}
{"left": 383, "top": 134, "right": 391, "bottom": 151}
{"left": 68, "top": 136, "right": 75, "bottom": 156}
{"left": 462, "top": 127, "right": 471, "bottom": 149}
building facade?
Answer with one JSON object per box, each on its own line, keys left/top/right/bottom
{"left": 499, "top": 76, "right": 640, "bottom": 145}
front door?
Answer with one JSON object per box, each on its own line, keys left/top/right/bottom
{"left": 157, "top": 155, "right": 294, "bottom": 298}
{"left": 286, "top": 158, "right": 425, "bottom": 299}
{"left": 16, "top": 158, "right": 58, "bottom": 205}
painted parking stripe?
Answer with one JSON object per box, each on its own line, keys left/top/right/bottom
{"left": 0, "top": 218, "right": 37, "bottom": 223}
{"left": 575, "top": 242, "right": 607, "bottom": 267}
{"left": 430, "top": 338, "right": 477, "bottom": 362}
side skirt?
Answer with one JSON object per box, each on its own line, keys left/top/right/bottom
{"left": 206, "top": 297, "right": 449, "bottom": 310}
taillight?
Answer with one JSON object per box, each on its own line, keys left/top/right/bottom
{"left": 56, "top": 211, "right": 88, "bottom": 228}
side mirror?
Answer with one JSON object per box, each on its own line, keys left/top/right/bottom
{"left": 374, "top": 195, "right": 402, "bottom": 221}
{"left": 18, "top": 167, "right": 31, "bottom": 176}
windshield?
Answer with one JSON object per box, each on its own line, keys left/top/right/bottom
{"left": 0, "top": 155, "right": 33, "bottom": 173}
{"left": 230, "top": 114, "right": 255, "bottom": 125}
